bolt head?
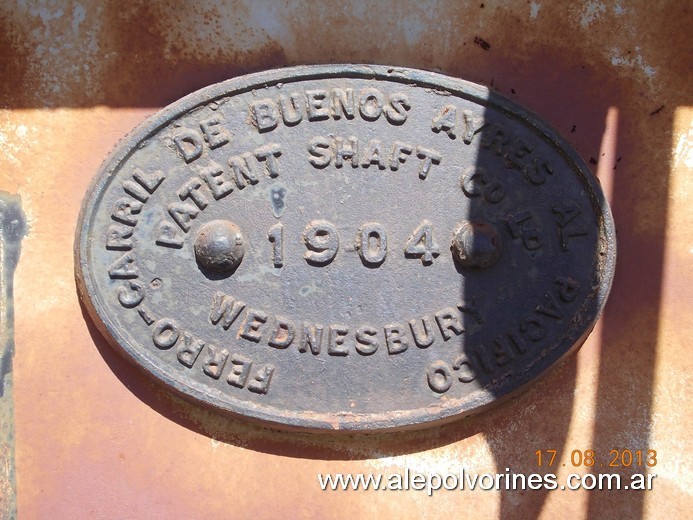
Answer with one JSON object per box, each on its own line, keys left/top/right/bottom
{"left": 452, "top": 221, "right": 501, "bottom": 269}
{"left": 194, "top": 220, "right": 245, "bottom": 273}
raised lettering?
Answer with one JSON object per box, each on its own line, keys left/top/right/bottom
{"left": 553, "top": 201, "right": 588, "bottom": 250}
{"left": 250, "top": 99, "right": 279, "bottom": 132}
{"left": 390, "top": 141, "right": 413, "bottom": 171}
{"left": 106, "top": 224, "right": 133, "bottom": 250}
{"left": 520, "top": 317, "right": 546, "bottom": 341}
{"left": 268, "top": 223, "right": 284, "bottom": 268}
{"left": 178, "top": 177, "right": 209, "bottom": 210}
{"left": 328, "top": 324, "right": 349, "bottom": 356}
{"left": 209, "top": 292, "right": 246, "bottom": 330}
{"left": 155, "top": 219, "right": 184, "bottom": 248}
{"left": 361, "top": 139, "right": 387, "bottom": 169}
{"left": 334, "top": 136, "right": 359, "bottom": 168}
{"left": 226, "top": 354, "right": 252, "bottom": 388}
{"left": 491, "top": 337, "right": 513, "bottom": 366}
{"left": 461, "top": 166, "right": 505, "bottom": 203}
{"left": 238, "top": 309, "right": 268, "bottom": 342}
{"left": 168, "top": 201, "right": 199, "bottom": 232}
{"left": 254, "top": 143, "right": 282, "bottom": 178}
{"left": 278, "top": 93, "right": 303, "bottom": 125}
{"left": 404, "top": 220, "right": 440, "bottom": 264}
{"left": 111, "top": 198, "right": 142, "bottom": 227}
{"left": 427, "top": 361, "right": 453, "bottom": 393}
{"left": 504, "top": 138, "right": 533, "bottom": 170}
{"left": 268, "top": 316, "right": 295, "bottom": 349}
{"left": 358, "top": 88, "right": 384, "bottom": 121}
{"left": 308, "top": 136, "right": 332, "bottom": 168}
{"left": 357, "top": 222, "right": 387, "bottom": 266}
{"left": 108, "top": 252, "right": 139, "bottom": 279}
{"left": 409, "top": 316, "right": 435, "bottom": 348}
{"left": 137, "top": 306, "right": 155, "bottom": 326}
{"left": 199, "top": 115, "right": 230, "bottom": 149}
{"left": 435, "top": 308, "right": 464, "bottom": 340}
{"left": 384, "top": 324, "right": 409, "bottom": 355}
{"left": 302, "top": 220, "right": 339, "bottom": 266}
{"left": 523, "top": 157, "right": 553, "bottom": 185}
{"left": 177, "top": 332, "right": 205, "bottom": 368}
{"left": 173, "top": 129, "right": 203, "bottom": 163}
{"left": 384, "top": 92, "right": 411, "bottom": 124}
{"left": 555, "top": 276, "right": 581, "bottom": 302}
{"left": 460, "top": 110, "right": 486, "bottom": 144}
{"left": 355, "top": 326, "right": 378, "bottom": 355}
{"left": 496, "top": 331, "right": 528, "bottom": 356}
{"left": 306, "top": 89, "right": 329, "bottom": 121}
{"left": 431, "top": 105, "right": 457, "bottom": 138}
{"left": 536, "top": 291, "right": 564, "bottom": 320}
{"left": 122, "top": 179, "right": 149, "bottom": 203}
{"left": 248, "top": 365, "right": 274, "bottom": 394}
{"left": 480, "top": 124, "right": 508, "bottom": 156}
{"left": 152, "top": 318, "right": 179, "bottom": 349}
{"left": 299, "top": 323, "right": 323, "bottom": 355}
{"left": 202, "top": 344, "right": 229, "bottom": 379}
{"left": 506, "top": 210, "right": 542, "bottom": 251}
{"left": 331, "top": 88, "right": 355, "bottom": 120}
{"left": 117, "top": 281, "right": 144, "bottom": 309}
{"left": 199, "top": 161, "right": 234, "bottom": 200}
{"left": 452, "top": 354, "right": 476, "bottom": 383}
{"left": 132, "top": 167, "right": 165, "bottom": 194}
{"left": 415, "top": 147, "right": 442, "bottom": 179}
{"left": 229, "top": 153, "right": 258, "bottom": 189}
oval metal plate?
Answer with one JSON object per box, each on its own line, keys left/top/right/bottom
{"left": 75, "top": 65, "right": 616, "bottom": 432}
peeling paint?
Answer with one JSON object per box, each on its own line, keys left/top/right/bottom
{"left": 613, "top": 3, "right": 626, "bottom": 15}
{"left": 609, "top": 46, "right": 657, "bottom": 78}
{"left": 530, "top": 2, "right": 541, "bottom": 19}
{"left": 580, "top": 1, "right": 606, "bottom": 26}
{"left": 0, "top": 118, "right": 38, "bottom": 167}
{"left": 71, "top": 3, "right": 85, "bottom": 34}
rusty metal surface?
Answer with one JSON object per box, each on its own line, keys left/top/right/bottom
{"left": 76, "top": 65, "right": 615, "bottom": 432}
{"left": 1, "top": 0, "right": 691, "bottom": 518}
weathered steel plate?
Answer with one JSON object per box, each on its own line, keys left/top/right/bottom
{"left": 75, "top": 65, "right": 616, "bottom": 432}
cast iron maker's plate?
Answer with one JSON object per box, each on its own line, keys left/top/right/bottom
{"left": 75, "top": 65, "right": 616, "bottom": 432}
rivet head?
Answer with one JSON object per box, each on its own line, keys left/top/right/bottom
{"left": 194, "top": 220, "right": 245, "bottom": 273}
{"left": 452, "top": 220, "right": 501, "bottom": 269}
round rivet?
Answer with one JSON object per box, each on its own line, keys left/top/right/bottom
{"left": 451, "top": 221, "right": 501, "bottom": 269}
{"left": 194, "top": 220, "right": 245, "bottom": 273}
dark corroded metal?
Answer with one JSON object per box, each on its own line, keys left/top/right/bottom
{"left": 0, "top": 192, "right": 26, "bottom": 518}
{"left": 75, "top": 65, "right": 616, "bottom": 432}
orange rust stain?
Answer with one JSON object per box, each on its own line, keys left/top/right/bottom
{"left": 96, "top": 1, "right": 288, "bottom": 107}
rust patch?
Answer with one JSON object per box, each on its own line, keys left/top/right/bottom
{"left": 0, "top": 11, "right": 30, "bottom": 108}
{"left": 96, "top": 1, "right": 288, "bottom": 106}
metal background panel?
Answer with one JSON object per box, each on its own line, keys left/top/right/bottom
{"left": 0, "top": 1, "right": 690, "bottom": 518}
